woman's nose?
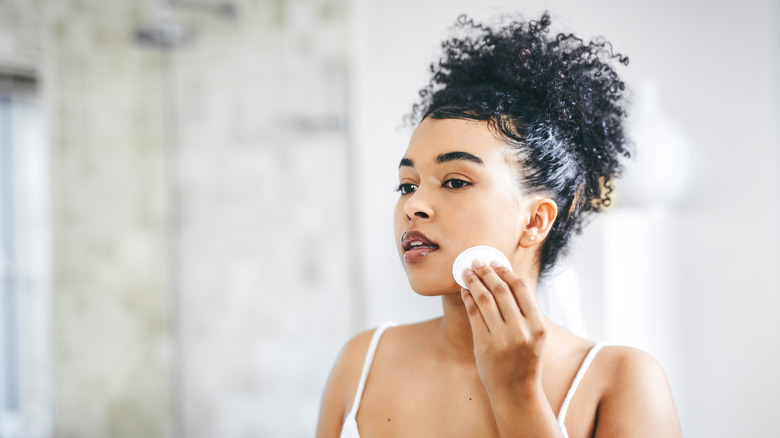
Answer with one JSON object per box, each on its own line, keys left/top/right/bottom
{"left": 403, "top": 189, "right": 434, "bottom": 221}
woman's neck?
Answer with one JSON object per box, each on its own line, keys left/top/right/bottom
{"left": 438, "top": 293, "right": 476, "bottom": 355}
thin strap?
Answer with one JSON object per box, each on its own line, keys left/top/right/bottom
{"left": 346, "top": 322, "right": 397, "bottom": 418}
{"left": 557, "top": 341, "right": 608, "bottom": 428}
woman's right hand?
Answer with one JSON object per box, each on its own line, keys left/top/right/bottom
{"left": 460, "top": 259, "right": 564, "bottom": 437}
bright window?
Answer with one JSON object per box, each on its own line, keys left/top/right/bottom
{"left": 0, "top": 72, "right": 52, "bottom": 438}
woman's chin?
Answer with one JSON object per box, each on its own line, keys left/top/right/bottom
{"left": 408, "top": 278, "right": 461, "bottom": 297}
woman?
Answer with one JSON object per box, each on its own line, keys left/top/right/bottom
{"left": 318, "top": 13, "right": 682, "bottom": 438}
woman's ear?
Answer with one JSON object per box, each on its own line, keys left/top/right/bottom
{"left": 520, "top": 198, "right": 558, "bottom": 248}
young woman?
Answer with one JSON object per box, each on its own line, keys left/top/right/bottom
{"left": 317, "top": 13, "right": 682, "bottom": 438}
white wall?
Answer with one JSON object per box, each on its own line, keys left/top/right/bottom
{"left": 3, "top": 1, "right": 357, "bottom": 437}
{"left": 170, "top": 2, "right": 354, "bottom": 437}
{"left": 351, "top": 0, "right": 780, "bottom": 436}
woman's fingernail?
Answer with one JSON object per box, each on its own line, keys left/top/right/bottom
{"left": 490, "top": 260, "right": 504, "bottom": 269}
{"left": 463, "top": 268, "right": 474, "bottom": 277}
{"left": 472, "top": 259, "right": 484, "bottom": 268}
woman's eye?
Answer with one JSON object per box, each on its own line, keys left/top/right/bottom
{"left": 396, "top": 183, "right": 418, "bottom": 195}
{"left": 443, "top": 179, "right": 470, "bottom": 189}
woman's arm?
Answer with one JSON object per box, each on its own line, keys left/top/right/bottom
{"left": 316, "top": 330, "right": 374, "bottom": 438}
{"left": 594, "top": 347, "right": 683, "bottom": 438}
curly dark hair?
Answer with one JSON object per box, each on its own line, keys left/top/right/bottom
{"left": 410, "top": 12, "right": 631, "bottom": 275}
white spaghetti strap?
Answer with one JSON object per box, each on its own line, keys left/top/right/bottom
{"left": 557, "top": 341, "right": 608, "bottom": 436}
{"left": 346, "top": 322, "right": 397, "bottom": 418}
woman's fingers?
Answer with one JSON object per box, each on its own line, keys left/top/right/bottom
{"left": 461, "top": 287, "right": 490, "bottom": 336}
{"left": 462, "top": 262, "right": 505, "bottom": 332}
{"left": 463, "top": 259, "right": 545, "bottom": 326}
{"left": 469, "top": 260, "right": 524, "bottom": 324}
{"left": 492, "top": 264, "right": 544, "bottom": 327}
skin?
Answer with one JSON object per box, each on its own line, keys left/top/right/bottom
{"left": 317, "top": 118, "right": 683, "bottom": 438}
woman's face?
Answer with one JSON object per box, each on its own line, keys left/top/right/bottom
{"left": 394, "top": 117, "right": 530, "bottom": 296}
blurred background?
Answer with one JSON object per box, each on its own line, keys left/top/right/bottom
{"left": 0, "top": 0, "right": 778, "bottom": 437}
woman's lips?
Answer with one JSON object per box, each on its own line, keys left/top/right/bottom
{"left": 401, "top": 231, "right": 439, "bottom": 261}
{"left": 404, "top": 245, "right": 438, "bottom": 261}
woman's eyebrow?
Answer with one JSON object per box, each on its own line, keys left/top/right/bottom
{"left": 436, "top": 151, "right": 484, "bottom": 165}
{"left": 398, "top": 151, "right": 483, "bottom": 169}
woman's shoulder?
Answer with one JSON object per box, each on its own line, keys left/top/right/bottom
{"left": 591, "top": 345, "right": 670, "bottom": 393}
{"left": 593, "top": 343, "right": 661, "bottom": 371}
{"left": 340, "top": 320, "right": 434, "bottom": 359}
{"left": 338, "top": 326, "right": 381, "bottom": 368}
{"left": 326, "top": 323, "right": 413, "bottom": 390}
{"left": 553, "top": 325, "right": 668, "bottom": 388}
{"left": 331, "top": 320, "right": 436, "bottom": 381}
{"left": 328, "top": 326, "right": 385, "bottom": 395}
{"left": 316, "top": 326, "right": 384, "bottom": 437}
{"left": 588, "top": 345, "right": 683, "bottom": 436}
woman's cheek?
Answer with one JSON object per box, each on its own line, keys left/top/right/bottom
{"left": 462, "top": 201, "right": 521, "bottom": 246}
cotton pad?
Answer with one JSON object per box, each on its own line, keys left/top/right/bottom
{"left": 452, "top": 245, "right": 513, "bottom": 289}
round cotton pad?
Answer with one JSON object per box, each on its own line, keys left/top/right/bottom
{"left": 452, "top": 246, "right": 513, "bottom": 289}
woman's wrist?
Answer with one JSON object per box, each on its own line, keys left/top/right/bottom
{"left": 487, "top": 376, "right": 545, "bottom": 411}
{"left": 488, "top": 379, "right": 563, "bottom": 438}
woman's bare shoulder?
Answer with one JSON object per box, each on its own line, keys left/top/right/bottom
{"left": 339, "top": 328, "right": 379, "bottom": 371}
{"left": 317, "top": 320, "right": 441, "bottom": 437}
{"left": 594, "top": 345, "right": 664, "bottom": 381}
{"left": 328, "top": 321, "right": 428, "bottom": 387}
{"left": 591, "top": 346, "right": 683, "bottom": 437}
{"left": 316, "top": 328, "right": 377, "bottom": 438}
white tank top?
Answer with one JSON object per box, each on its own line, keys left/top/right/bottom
{"left": 340, "top": 322, "right": 606, "bottom": 438}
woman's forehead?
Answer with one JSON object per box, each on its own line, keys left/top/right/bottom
{"left": 404, "top": 117, "right": 511, "bottom": 165}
